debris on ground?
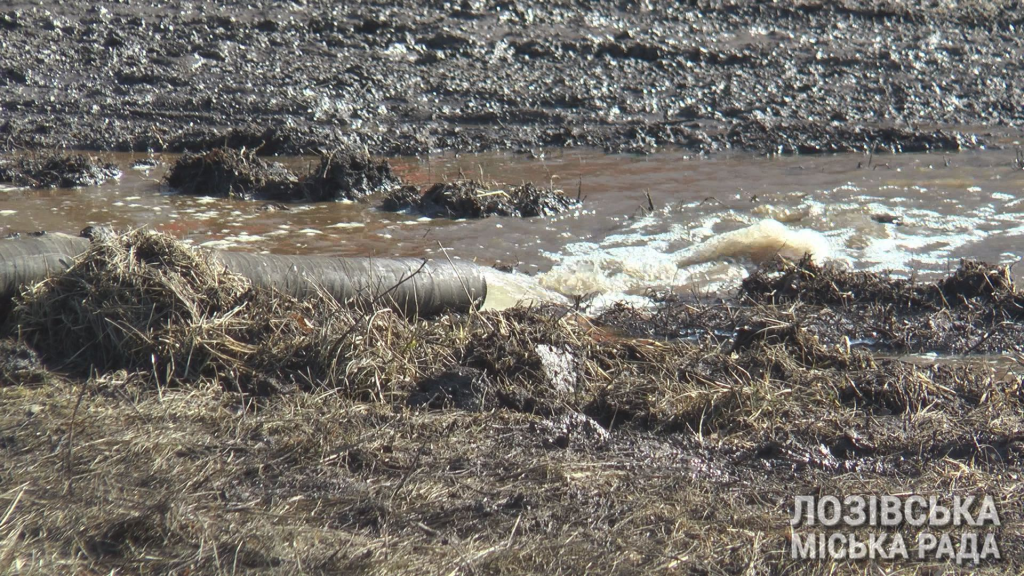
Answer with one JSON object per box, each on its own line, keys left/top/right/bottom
{"left": 295, "top": 149, "right": 401, "bottom": 201}
{"left": 163, "top": 148, "right": 297, "bottom": 200}
{"left": 164, "top": 147, "right": 400, "bottom": 201}
{"left": 0, "top": 153, "right": 121, "bottom": 188}
{"left": 601, "top": 256, "right": 1024, "bottom": 355}
{"left": 380, "top": 179, "right": 579, "bottom": 218}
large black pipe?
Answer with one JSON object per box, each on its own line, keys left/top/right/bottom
{"left": 0, "top": 233, "right": 485, "bottom": 316}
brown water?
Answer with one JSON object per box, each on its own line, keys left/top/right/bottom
{"left": 2, "top": 148, "right": 1024, "bottom": 308}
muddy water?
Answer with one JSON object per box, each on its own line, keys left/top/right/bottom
{"left": 2, "top": 149, "right": 1024, "bottom": 309}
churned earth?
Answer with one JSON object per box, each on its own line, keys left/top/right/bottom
{"left": 1, "top": 0, "right": 1022, "bottom": 156}
{"left": 0, "top": 231, "right": 1021, "bottom": 573}
{"left": 3, "top": 1, "right": 1024, "bottom": 573}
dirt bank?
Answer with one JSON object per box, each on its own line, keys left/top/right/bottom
{"left": 1, "top": 1, "right": 1021, "bottom": 156}
{"left": 163, "top": 147, "right": 399, "bottom": 201}
{"left": 0, "top": 232, "right": 1021, "bottom": 572}
{"left": 599, "top": 256, "right": 1024, "bottom": 356}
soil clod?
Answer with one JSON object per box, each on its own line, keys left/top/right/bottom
{"left": 164, "top": 147, "right": 400, "bottom": 201}
{"left": 295, "top": 149, "right": 400, "bottom": 201}
{"left": 0, "top": 153, "right": 121, "bottom": 188}
{"left": 163, "top": 148, "right": 297, "bottom": 200}
{"left": 380, "top": 179, "right": 579, "bottom": 218}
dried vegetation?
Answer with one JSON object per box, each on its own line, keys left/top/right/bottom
{"left": 0, "top": 235, "right": 1022, "bottom": 573}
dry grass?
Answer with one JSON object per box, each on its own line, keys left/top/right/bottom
{"left": 0, "top": 231, "right": 1022, "bottom": 574}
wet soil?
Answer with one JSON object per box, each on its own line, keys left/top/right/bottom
{"left": 381, "top": 179, "right": 579, "bottom": 218}
{"left": 0, "top": 152, "right": 121, "bottom": 188}
{"left": 164, "top": 147, "right": 298, "bottom": 200}
{"left": 2, "top": 1, "right": 1022, "bottom": 156}
{"left": 164, "top": 147, "right": 398, "bottom": 201}
{"left": 598, "top": 257, "right": 1024, "bottom": 356}
{"left": 162, "top": 147, "right": 578, "bottom": 217}
{"left": 297, "top": 148, "right": 401, "bottom": 201}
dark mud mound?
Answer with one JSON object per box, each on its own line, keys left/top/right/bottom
{"left": 381, "top": 180, "right": 578, "bottom": 218}
{"left": 418, "top": 180, "right": 517, "bottom": 218}
{"left": 0, "top": 153, "right": 121, "bottom": 188}
{"left": 935, "top": 258, "right": 1019, "bottom": 306}
{"left": 164, "top": 148, "right": 297, "bottom": 200}
{"left": 603, "top": 258, "right": 1024, "bottom": 356}
{"left": 379, "top": 185, "right": 422, "bottom": 212}
{"left": 509, "top": 182, "right": 581, "bottom": 217}
{"left": 295, "top": 149, "right": 400, "bottom": 201}
{"left": 740, "top": 255, "right": 926, "bottom": 308}
{"left": 165, "top": 147, "right": 400, "bottom": 202}
{"left": 741, "top": 256, "right": 1024, "bottom": 312}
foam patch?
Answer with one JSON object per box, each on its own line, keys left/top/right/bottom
{"left": 674, "top": 219, "right": 831, "bottom": 267}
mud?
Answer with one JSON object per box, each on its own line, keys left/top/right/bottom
{"left": 0, "top": 231, "right": 1022, "bottom": 572}
{"left": 163, "top": 147, "right": 297, "bottom": 199}
{"left": 599, "top": 257, "right": 1024, "bottom": 355}
{"left": 381, "top": 179, "right": 579, "bottom": 218}
{"left": 407, "top": 366, "right": 496, "bottom": 411}
{"left": 0, "top": 152, "right": 121, "bottom": 188}
{"left": 2, "top": 1, "right": 1021, "bottom": 156}
{"left": 0, "top": 338, "right": 47, "bottom": 385}
{"left": 164, "top": 147, "right": 397, "bottom": 201}
{"left": 295, "top": 148, "right": 400, "bottom": 201}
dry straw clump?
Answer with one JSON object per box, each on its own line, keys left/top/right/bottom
{"left": 8, "top": 229, "right": 429, "bottom": 396}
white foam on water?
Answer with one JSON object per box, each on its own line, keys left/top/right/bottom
{"left": 481, "top": 269, "right": 570, "bottom": 311}
{"left": 538, "top": 240, "right": 680, "bottom": 296}
{"left": 532, "top": 215, "right": 835, "bottom": 308}
{"left": 200, "top": 239, "right": 238, "bottom": 249}
{"left": 674, "top": 219, "right": 832, "bottom": 267}
{"left": 226, "top": 233, "right": 264, "bottom": 243}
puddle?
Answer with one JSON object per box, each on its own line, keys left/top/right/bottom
{"left": 2, "top": 148, "right": 1024, "bottom": 308}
